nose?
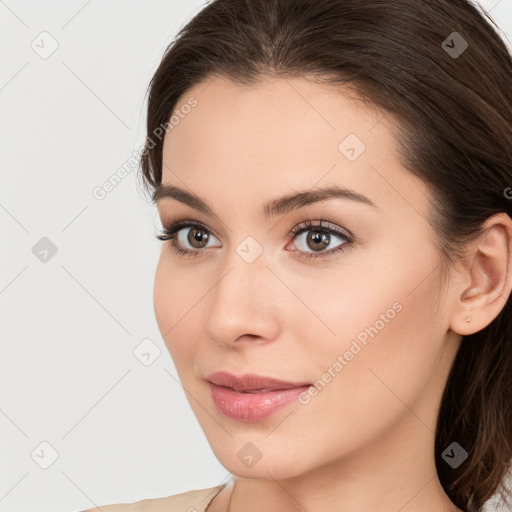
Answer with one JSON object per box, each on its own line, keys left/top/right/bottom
{"left": 203, "top": 256, "right": 281, "bottom": 348}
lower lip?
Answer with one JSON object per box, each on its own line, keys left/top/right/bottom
{"left": 208, "top": 382, "right": 311, "bottom": 422}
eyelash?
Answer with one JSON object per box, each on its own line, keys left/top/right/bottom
{"left": 155, "top": 218, "right": 353, "bottom": 261}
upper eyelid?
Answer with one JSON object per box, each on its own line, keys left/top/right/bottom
{"left": 291, "top": 219, "right": 352, "bottom": 238}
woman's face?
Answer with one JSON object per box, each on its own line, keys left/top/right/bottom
{"left": 153, "top": 76, "right": 462, "bottom": 479}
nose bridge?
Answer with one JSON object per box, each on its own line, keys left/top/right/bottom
{"left": 212, "top": 241, "right": 268, "bottom": 311}
{"left": 215, "top": 227, "right": 270, "bottom": 291}
{"left": 203, "top": 239, "right": 280, "bottom": 344}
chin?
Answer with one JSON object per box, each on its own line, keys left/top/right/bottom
{"left": 206, "top": 433, "right": 315, "bottom": 480}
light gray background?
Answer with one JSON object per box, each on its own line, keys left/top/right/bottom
{"left": 1, "top": 1, "right": 511, "bottom": 511}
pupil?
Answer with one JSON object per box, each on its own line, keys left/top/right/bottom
{"left": 308, "top": 231, "right": 329, "bottom": 251}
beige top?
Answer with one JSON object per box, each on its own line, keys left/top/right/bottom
{"left": 81, "top": 484, "right": 227, "bottom": 512}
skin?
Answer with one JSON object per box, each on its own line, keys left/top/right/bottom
{"left": 153, "top": 75, "right": 512, "bottom": 512}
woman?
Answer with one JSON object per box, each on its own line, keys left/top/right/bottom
{"left": 84, "top": 0, "right": 512, "bottom": 511}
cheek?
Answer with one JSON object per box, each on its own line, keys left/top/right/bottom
{"left": 291, "top": 246, "right": 443, "bottom": 411}
{"left": 153, "top": 256, "right": 200, "bottom": 368}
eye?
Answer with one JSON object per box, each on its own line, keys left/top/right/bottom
{"left": 155, "top": 218, "right": 353, "bottom": 260}
{"left": 285, "top": 219, "right": 353, "bottom": 260}
{"left": 156, "top": 220, "right": 221, "bottom": 259}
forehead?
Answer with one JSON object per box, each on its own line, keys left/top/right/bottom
{"left": 164, "top": 75, "right": 385, "bottom": 149}
{"left": 160, "top": 75, "right": 431, "bottom": 224}
{"left": 163, "top": 76, "right": 387, "bottom": 175}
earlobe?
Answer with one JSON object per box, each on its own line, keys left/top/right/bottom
{"left": 450, "top": 213, "right": 512, "bottom": 336}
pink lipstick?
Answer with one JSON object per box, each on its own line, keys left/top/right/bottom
{"left": 206, "top": 371, "right": 311, "bottom": 422}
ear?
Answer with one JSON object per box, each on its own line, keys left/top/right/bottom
{"left": 450, "top": 213, "right": 512, "bottom": 336}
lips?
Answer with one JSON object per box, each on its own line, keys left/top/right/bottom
{"left": 205, "top": 372, "right": 313, "bottom": 421}
{"left": 205, "top": 371, "right": 310, "bottom": 392}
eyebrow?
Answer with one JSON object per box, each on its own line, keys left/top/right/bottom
{"left": 152, "top": 184, "right": 377, "bottom": 218}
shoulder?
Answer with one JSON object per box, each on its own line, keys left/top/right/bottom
{"left": 80, "top": 484, "right": 227, "bottom": 512}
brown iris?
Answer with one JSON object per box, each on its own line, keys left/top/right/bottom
{"left": 188, "top": 227, "right": 209, "bottom": 248}
{"left": 307, "top": 231, "right": 330, "bottom": 251}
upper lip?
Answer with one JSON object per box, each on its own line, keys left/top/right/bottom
{"left": 206, "top": 371, "right": 311, "bottom": 392}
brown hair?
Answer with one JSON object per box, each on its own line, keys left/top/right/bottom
{"left": 138, "top": 1, "right": 512, "bottom": 510}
